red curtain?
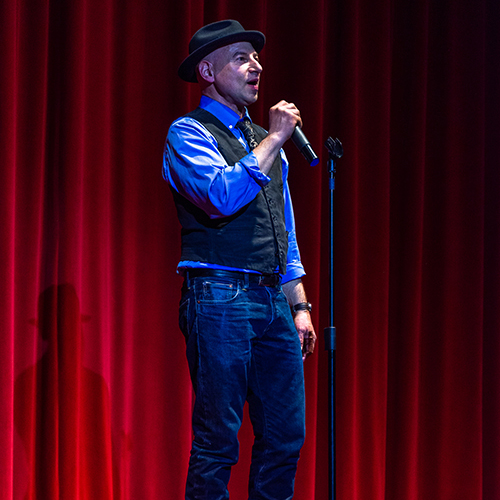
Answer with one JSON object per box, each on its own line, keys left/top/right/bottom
{"left": 2, "top": 0, "right": 498, "bottom": 498}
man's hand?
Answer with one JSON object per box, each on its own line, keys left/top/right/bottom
{"left": 252, "top": 101, "right": 302, "bottom": 176}
{"left": 268, "top": 100, "right": 302, "bottom": 144}
{"left": 294, "top": 310, "right": 316, "bottom": 360}
{"left": 282, "top": 278, "right": 316, "bottom": 361}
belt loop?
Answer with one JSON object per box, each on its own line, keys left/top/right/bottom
{"left": 184, "top": 270, "right": 191, "bottom": 289}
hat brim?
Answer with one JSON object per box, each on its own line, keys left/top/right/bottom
{"left": 178, "top": 31, "right": 266, "bottom": 83}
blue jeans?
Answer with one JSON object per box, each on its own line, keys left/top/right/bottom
{"left": 179, "top": 274, "right": 306, "bottom": 500}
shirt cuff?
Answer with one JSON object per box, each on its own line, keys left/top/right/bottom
{"left": 240, "top": 152, "right": 271, "bottom": 186}
{"left": 281, "top": 260, "right": 306, "bottom": 285}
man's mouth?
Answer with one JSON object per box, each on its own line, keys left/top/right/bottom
{"left": 247, "top": 79, "right": 259, "bottom": 88}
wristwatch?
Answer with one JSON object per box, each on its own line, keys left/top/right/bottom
{"left": 292, "top": 302, "right": 312, "bottom": 314}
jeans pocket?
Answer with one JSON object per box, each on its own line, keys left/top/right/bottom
{"left": 200, "top": 280, "right": 240, "bottom": 303}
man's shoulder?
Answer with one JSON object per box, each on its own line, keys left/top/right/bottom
{"left": 169, "top": 108, "right": 221, "bottom": 132}
{"left": 184, "top": 107, "right": 228, "bottom": 130}
{"left": 167, "top": 113, "right": 215, "bottom": 147}
{"left": 170, "top": 108, "right": 205, "bottom": 128}
{"left": 184, "top": 107, "right": 211, "bottom": 121}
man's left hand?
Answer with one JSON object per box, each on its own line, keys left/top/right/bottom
{"left": 294, "top": 311, "right": 316, "bottom": 361}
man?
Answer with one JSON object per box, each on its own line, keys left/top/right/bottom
{"left": 163, "top": 19, "right": 316, "bottom": 500}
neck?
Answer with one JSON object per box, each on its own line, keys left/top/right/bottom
{"left": 201, "top": 88, "right": 244, "bottom": 117}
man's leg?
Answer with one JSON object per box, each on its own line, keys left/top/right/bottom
{"left": 246, "top": 285, "right": 306, "bottom": 500}
{"left": 180, "top": 276, "right": 255, "bottom": 500}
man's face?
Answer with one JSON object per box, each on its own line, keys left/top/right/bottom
{"left": 204, "top": 41, "right": 263, "bottom": 113}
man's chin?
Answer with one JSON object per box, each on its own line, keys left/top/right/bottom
{"left": 244, "top": 92, "right": 259, "bottom": 106}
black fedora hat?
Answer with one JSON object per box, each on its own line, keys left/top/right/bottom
{"left": 178, "top": 20, "right": 265, "bottom": 83}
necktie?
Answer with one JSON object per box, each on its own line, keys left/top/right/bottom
{"left": 236, "top": 117, "right": 259, "bottom": 150}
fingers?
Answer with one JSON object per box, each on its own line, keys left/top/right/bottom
{"left": 268, "top": 100, "right": 302, "bottom": 140}
{"left": 302, "top": 330, "right": 316, "bottom": 360}
{"left": 293, "top": 308, "right": 316, "bottom": 361}
{"left": 271, "top": 100, "right": 302, "bottom": 126}
{"left": 297, "top": 325, "right": 316, "bottom": 360}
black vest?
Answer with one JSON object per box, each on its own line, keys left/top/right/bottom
{"left": 171, "top": 107, "right": 288, "bottom": 274}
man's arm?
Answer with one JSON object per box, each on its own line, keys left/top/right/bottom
{"left": 164, "top": 118, "right": 269, "bottom": 218}
{"left": 282, "top": 278, "right": 316, "bottom": 360}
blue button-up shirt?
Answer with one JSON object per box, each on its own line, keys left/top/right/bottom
{"left": 163, "top": 96, "right": 305, "bottom": 284}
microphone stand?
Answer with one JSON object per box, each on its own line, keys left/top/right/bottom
{"left": 324, "top": 137, "right": 343, "bottom": 500}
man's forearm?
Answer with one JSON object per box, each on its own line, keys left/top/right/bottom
{"left": 282, "top": 278, "right": 308, "bottom": 307}
{"left": 252, "top": 132, "right": 285, "bottom": 176}
{"left": 282, "top": 278, "right": 316, "bottom": 359}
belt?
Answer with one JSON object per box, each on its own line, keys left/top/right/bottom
{"left": 184, "top": 268, "right": 282, "bottom": 287}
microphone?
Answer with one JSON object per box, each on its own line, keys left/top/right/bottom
{"left": 291, "top": 127, "right": 319, "bottom": 166}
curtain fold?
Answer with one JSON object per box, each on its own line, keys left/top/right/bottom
{"left": 2, "top": 0, "right": 498, "bottom": 498}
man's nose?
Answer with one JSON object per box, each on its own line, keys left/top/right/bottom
{"left": 251, "top": 56, "right": 262, "bottom": 73}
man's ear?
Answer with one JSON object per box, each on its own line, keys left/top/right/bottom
{"left": 197, "top": 60, "right": 215, "bottom": 83}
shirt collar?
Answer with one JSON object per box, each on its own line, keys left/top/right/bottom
{"left": 199, "top": 96, "right": 252, "bottom": 131}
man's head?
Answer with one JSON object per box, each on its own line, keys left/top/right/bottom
{"left": 196, "top": 41, "right": 262, "bottom": 114}
{"left": 178, "top": 20, "right": 265, "bottom": 83}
